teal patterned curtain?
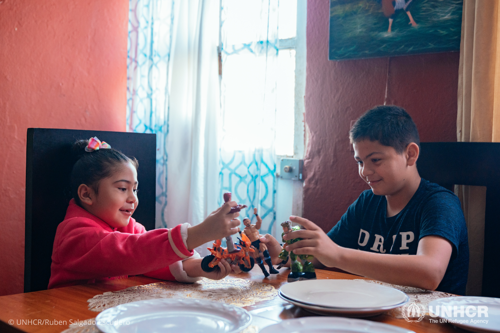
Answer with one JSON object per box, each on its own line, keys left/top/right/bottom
{"left": 127, "top": 0, "right": 280, "bottom": 235}
{"left": 127, "top": 0, "right": 174, "bottom": 228}
{"left": 219, "top": 0, "right": 279, "bottom": 235}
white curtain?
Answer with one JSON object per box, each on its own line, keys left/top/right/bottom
{"left": 127, "top": 0, "right": 221, "bottom": 255}
{"left": 219, "top": 0, "right": 280, "bottom": 235}
{"left": 166, "top": 0, "right": 221, "bottom": 255}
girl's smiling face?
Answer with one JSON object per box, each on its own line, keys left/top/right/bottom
{"left": 82, "top": 161, "right": 139, "bottom": 228}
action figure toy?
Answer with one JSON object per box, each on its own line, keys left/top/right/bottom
{"left": 242, "top": 209, "right": 279, "bottom": 277}
{"left": 222, "top": 192, "right": 246, "bottom": 252}
{"left": 201, "top": 232, "right": 255, "bottom": 273}
{"left": 201, "top": 192, "right": 255, "bottom": 273}
{"left": 277, "top": 220, "right": 316, "bottom": 282}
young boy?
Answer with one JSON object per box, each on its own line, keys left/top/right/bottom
{"left": 261, "top": 105, "right": 469, "bottom": 295}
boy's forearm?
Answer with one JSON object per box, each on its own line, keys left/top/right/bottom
{"left": 334, "top": 248, "right": 443, "bottom": 290}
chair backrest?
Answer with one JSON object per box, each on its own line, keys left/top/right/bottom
{"left": 25, "top": 128, "right": 156, "bottom": 293}
{"left": 418, "top": 142, "right": 500, "bottom": 297}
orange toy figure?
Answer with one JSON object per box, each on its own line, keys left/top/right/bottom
{"left": 201, "top": 192, "right": 255, "bottom": 273}
{"left": 201, "top": 232, "right": 256, "bottom": 272}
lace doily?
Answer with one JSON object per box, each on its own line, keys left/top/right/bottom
{"left": 88, "top": 277, "right": 278, "bottom": 312}
{"left": 363, "top": 279, "right": 456, "bottom": 318}
{"left": 63, "top": 277, "right": 277, "bottom": 332}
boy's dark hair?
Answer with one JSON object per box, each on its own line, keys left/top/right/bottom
{"left": 349, "top": 105, "right": 420, "bottom": 153}
{"left": 70, "top": 139, "right": 139, "bottom": 206}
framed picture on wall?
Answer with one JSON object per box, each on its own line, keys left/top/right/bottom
{"left": 329, "top": 0, "right": 463, "bottom": 60}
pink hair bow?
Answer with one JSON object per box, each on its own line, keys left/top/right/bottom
{"left": 85, "top": 137, "right": 111, "bottom": 152}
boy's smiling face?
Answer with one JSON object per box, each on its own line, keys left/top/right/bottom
{"left": 353, "top": 139, "right": 410, "bottom": 197}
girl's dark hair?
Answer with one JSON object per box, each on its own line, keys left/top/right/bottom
{"left": 70, "top": 139, "right": 139, "bottom": 206}
{"left": 349, "top": 105, "right": 420, "bottom": 154}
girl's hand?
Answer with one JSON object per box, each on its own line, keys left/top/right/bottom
{"left": 183, "top": 258, "right": 241, "bottom": 281}
{"left": 186, "top": 202, "right": 241, "bottom": 250}
{"left": 202, "top": 259, "right": 242, "bottom": 280}
{"left": 283, "top": 216, "right": 342, "bottom": 268}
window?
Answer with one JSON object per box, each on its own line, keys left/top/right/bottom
{"left": 219, "top": 0, "right": 307, "bottom": 234}
{"left": 219, "top": 0, "right": 306, "bottom": 158}
{"left": 276, "top": 0, "right": 298, "bottom": 156}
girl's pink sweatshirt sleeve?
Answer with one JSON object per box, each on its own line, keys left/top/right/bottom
{"left": 51, "top": 218, "right": 193, "bottom": 280}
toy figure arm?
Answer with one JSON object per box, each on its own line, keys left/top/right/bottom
{"left": 254, "top": 208, "right": 262, "bottom": 230}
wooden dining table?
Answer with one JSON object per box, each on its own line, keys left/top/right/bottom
{"left": 0, "top": 267, "right": 467, "bottom": 333}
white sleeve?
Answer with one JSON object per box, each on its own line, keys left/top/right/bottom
{"left": 168, "top": 260, "right": 202, "bottom": 283}
{"left": 168, "top": 221, "right": 203, "bottom": 284}
{"left": 179, "top": 222, "right": 190, "bottom": 248}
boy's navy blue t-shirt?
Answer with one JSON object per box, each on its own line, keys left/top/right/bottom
{"left": 327, "top": 179, "right": 469, "bottom": 295}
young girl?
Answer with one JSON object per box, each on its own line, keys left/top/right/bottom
{"left": 48, "top": 137, "right": 241, "bottom": 289}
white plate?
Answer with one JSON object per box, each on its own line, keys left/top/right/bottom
{"left": 260, "top": 317, "right": 415, "bottom": 333}
{"left": 96, "top": 298, "right": 252, "bottom": 333}
{"left": 279, "top": 292, "right": 407, "bottom": 317}
{"left": 280, "top": 280, "right": 409, "bottom": 309}
{"left": 429, "top": 297, "right": 500, "bottom": 333}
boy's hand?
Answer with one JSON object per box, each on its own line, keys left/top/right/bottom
{"left": 259, "top": 234, "right": 284, "bottom": 265}
{"left": 186, "top": 201, "right": 241, "bottom": 250}
{"left": 283, "top": 216, "right": 341, "bottom": 268}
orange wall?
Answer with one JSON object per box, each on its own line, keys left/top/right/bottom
{"left": 0, "top": 0, "right": 128, "bottom": 295}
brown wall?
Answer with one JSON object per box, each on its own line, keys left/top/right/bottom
{"left": 303, "top": 0, "right": 459, "bottom": 231}
{"left": 0, "top": 0, "right": 128, "bottom": 296}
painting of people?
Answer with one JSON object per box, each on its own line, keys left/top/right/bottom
{"left": 329, "top": 0, "right": 463, "bottom": 60}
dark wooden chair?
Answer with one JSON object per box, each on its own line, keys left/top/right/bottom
{"left": 25, "top": 128, "right": 156, "bottom": 293}
{"left": 418, "top": 142, "right": 500, "bottom": 297}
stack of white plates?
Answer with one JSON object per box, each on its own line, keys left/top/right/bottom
{"left": 279, "top": 279, "right": 409, "bottom": 317}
